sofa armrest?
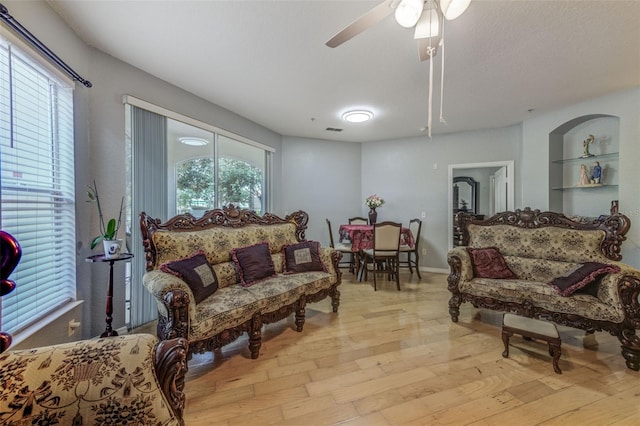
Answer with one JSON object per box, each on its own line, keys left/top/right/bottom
{"left": 143, "top": 270, "right": 196, "bottom": 340}
{"left": 447, "top": 246, "right": 474, "bottom": 282}
{"left": 320, "top": 246, "right": 342, "bottom": 282}
{"left": 154, "top": 337, "right": 189, "bottom": 425}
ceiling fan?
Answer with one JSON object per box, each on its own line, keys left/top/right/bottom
{"left": 325, "top": 0, "right": 471, "bottom": 61}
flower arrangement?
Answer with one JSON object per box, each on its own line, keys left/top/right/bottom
{"left": 364, "top": 194, "right": 385, "bottom": 209}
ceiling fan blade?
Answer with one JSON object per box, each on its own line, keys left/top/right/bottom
{"left": 326, "top": 0, "right": 398, "bottom": 48}
{"left": 416, "top": 37, "right": 439, "bottom": 61}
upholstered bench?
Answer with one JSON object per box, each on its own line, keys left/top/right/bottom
{"left": 502, "top": 313, "right": 562, "bottom": 374}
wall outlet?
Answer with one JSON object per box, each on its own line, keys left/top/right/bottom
{"left": 421, "top": 248, "right": 427, "bottom": 255}
{"left": 68, "top": 319, "right": 81, "bottom": 336}
{"left": 421, "top": 211, "right": 426, "bottom": 218}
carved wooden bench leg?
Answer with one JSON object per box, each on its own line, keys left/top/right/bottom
{"left": 502, "top": 313, "right": 562, "bottom": 374}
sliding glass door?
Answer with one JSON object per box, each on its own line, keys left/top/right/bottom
{"left": 126, "top": 101, "right": 271, "bottom": 329}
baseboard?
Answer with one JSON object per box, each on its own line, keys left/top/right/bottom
{"left": 116, "top": 326, "right": 129, "bottom": 335}
{"left": 421, "top": 266, "right": 449, "bottom": 274}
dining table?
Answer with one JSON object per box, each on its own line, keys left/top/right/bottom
{"left": 338, "top": 224, "right": 415, "bottom": 282}
{"left": 338, "top": 224, "right": 415, "bottom": 251}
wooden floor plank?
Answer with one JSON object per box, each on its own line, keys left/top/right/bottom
{"left": 170, "top": 271, "right": 640, "bottom": 425}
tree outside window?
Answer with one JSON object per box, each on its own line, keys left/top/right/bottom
{"left": 176, "top": 156, "right": 263, "bottom": 215}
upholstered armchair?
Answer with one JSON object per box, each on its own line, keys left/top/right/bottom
{"left": 0, "top": 334, "right": 188, "bottom": 425}
{"left": 1, "top": 230, "right": 188, "bottom": 425}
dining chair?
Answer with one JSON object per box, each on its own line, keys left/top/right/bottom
{"left": 326, "top": 219, "right": 358, "bottom": 272}
{"left": 399, "top": 218, "right": 422, "bottom": 279}
{"left": 348, "top": 216, "right": 368, "bottom": 225}
{"left": 361, "top": 221, "right": 402, "bottom": 291}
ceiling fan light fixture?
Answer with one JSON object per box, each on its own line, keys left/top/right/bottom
{"left": 394, "top": 0, "right": 424, "bottom": 28}
{"left": 342, "top": 110, "right": 374, "bottom": 123}
{"left": 439, "top": 0, "right": 472, "bottom": 20}
{"left": 414, "top": 7, "right": 440, "bottom": 39}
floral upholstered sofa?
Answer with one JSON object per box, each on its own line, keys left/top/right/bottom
{"left": 140, "top": 206, "right": 342, "bottom": 359}
{"left": 0, "top": 334, "right": 188, "bottom": 425}
{"left": 447, "top": 208, "right": 640, "bottom": 371}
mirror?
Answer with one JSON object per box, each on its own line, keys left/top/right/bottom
{"left": 453, "top": 176, "right": 478, "bottom": 214}
{"left": 447, "top": 161, "right": 515, "bottom": 250}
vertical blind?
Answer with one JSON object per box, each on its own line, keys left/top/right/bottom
{"left": 0, "top": 34, "right": 76, "bottom": 334}
{"left": 128, "top": 105, "right": 167, "bottom": 329}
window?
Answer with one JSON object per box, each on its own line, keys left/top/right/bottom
{"left": 0, "top": 34, "right": 76, "bottom": 335}
{"left": 168, "top": 119, "right": 268, "bottom": 218}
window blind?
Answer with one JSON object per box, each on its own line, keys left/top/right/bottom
{"left": 0, "top": 34, "right": 76, "bottom": 335}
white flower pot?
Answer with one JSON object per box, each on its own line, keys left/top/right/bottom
{"left": 103, "top": 239, "right": 123, "bottom": 259}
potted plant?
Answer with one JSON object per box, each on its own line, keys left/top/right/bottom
{"left": 87, "top": 180, "right": 124, "bottom": 259}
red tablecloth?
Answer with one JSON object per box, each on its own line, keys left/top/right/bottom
{"left": 338, "top": 224, "right": 414, "bottom": 252}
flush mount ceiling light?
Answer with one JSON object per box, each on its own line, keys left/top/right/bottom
{"left": 179, "top": 137, "right": 209, "bottom": 146}
{"left": 342, "top": 110, "right": 374, "bottom": 123}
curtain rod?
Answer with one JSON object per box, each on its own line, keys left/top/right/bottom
{"left": 0, "top": 2, "right": 92, "bottom": 88}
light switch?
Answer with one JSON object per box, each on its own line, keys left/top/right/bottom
{"left": 432, "top": 163, "right": 438, "bottom": 170}
{"left": 421, "top": 211, "right": 426, "bottom": 218}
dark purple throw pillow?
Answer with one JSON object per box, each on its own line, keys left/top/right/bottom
{"left": 160, "top": 251, "right": 218, "bottom": 304}
{"left": 282, "top": 241, "right": 326, "bottom": 274}
{"left": 231, "top": 242, "right": 277, "bottom": 287}
{"left": 467, "top": 247, "right": 517, "bottom": 279}
{"left": 548, "top": 262, "right": 620, "bottom": 297}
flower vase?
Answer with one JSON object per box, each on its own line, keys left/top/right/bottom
{"left": 368, "top": 208, "right": 378, "bottom": 225}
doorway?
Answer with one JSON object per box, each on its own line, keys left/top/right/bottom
{"left": 448, "top": 161, "right": 515, "bottom": 250}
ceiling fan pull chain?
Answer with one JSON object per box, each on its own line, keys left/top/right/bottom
{"left": 439, "top": 20, "right": 447, "bottom": 125}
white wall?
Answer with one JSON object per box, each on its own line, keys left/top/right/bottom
{"left": 281, "top": 137, "right": 361, "bottom": 246}
{"left": 361, "top": 126, "right": 522, "bottom": 270}
{"left": 521, "top": 88, "right": 640, "bottom": 267}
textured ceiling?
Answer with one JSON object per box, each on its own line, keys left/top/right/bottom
{"left": 47, "top": 0, "right": 640, "bottom": 143}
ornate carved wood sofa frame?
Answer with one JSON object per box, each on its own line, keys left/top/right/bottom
{"left": 140, "top": 206, "right": 342, "bottom": 359}
{"left": 447, "top": 208, "right": 640, "bottom": 371}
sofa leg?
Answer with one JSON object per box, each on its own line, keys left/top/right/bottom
{"left": 619, "top": 328, "right": 640, "bottom": 371}
{"left": 295, "top": 307, "right": 305, "bottom": 332}
{"left": 249, "top": 314, "right": 262, "bottom": 359}
{"left": 331, "top": 286, "right": 340, "bottom": 313}
{"left": 448, "top": 295, "right": 461, "bottom": 323}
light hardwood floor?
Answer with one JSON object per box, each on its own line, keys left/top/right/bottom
{"left": 181, "top": 271, "right": 640, "bottom": 425}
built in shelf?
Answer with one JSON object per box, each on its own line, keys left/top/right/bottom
{"left": 552, "top": 152, "right": 619, "bottom": 164}
{"left": 552, "top": 184, "right": 618, "bottom": 190}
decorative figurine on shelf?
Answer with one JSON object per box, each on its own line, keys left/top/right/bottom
{"left": 577, "top": 163, "right": 590, "bottom": 186}
{"left": 581, "top": 134, "right": 595, "bottom": 158}
{"left": 591, "top": 161, "right": 602, "bottom": 184}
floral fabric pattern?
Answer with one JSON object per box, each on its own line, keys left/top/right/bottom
{"left": 0, "top": 334, "right": 179, "bottom": 426}
{"left": 151, "top": 224, "right": 299, "bottom": 269}
{"left": 467, "top": 224, "right": 608, "bottom": 263}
